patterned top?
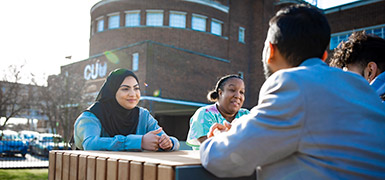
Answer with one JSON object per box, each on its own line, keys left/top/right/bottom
{"left": 186, "top": 103, "right": 250, "bottom": 150}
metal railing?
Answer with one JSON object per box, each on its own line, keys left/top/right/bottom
{"left": 0, "top": 133, "right": 70, "bottom": 169}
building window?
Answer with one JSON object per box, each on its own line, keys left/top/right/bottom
{"left": 211, "top": 19, "right": 222, "bottom": 36}
{"left": 125, "top": 10, "right": 140, "bottom": 27}
{"left": 192, "top": 14, "right": 207, "bottom": 32}
{"left": 373, "top": 27, "right": 384, "bottom": 38}
{"left": 132, "top": 53, "right": 139, "bottom": 71}
{"left": 329, "top": 24, "right": 385, "bottom": 50}
{"left": 330, "top": 35, "right": 349, "bottom": 50}
{"left": 96, "top": 17, "right": 104, "bottom": 32}
{"left": 108, "top": 13, "right": 120, "bottom": 29}
{"left": 146, "top": 10, "right": 163, "bottom": 26}
{"left": 169, "top": 11, "right": 186, "bottom": 28}
{"left": 239, "top": 27, "right": 245, "bottom": 43}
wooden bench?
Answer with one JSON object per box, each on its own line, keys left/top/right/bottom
{"left": 48, "top": 150, "right": 255, "bottom": 180}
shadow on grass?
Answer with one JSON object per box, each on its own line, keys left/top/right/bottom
{"left": 0, "top": 168, "right": 48, "bottom": 180}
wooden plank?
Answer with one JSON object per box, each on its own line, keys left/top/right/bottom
{"left": 158, "top": 165, "right": 174, "bottom": 180}
{"left": 48, "top": 151, "right": 56, "bottom": 180}
{"left": 69, "top": 154, "right": 79, "bottom": 180}
{"left": 55, "top": 152, "right": 63, "bottom": 180}
{"left": 55, "top": 150, "right": 201, "bottom": 167}
{"left": 106, "top": 158, "right": 118, "bottom": 180}
{"left": 87, "top": 156, "right": 97, "bottom": 180}
{"left": 130, "top": 161, "right": 143, "bottom": 180}
{"left": 49, "top": 150, "right": 207, "bottom": 180}
{"left": 62, "top": 153, "right": 70, "bottom": 180}
{"left": 118, "top": 160, "right": 130, "bottom": 180}
{"left": 96, "top": 157, "right": 107, "bottom": 180}
{"left": 143, "top": 162, "right": 157, "bottom": 180}
{"left": 78, "top": 155, "right": 88, "bottom": 180}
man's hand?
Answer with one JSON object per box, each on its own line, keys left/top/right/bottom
{"left": 207, "top": 121, "right": 232, "bottom": 138}
{"left": 142, "top": 128, "right": 162, "bottom": 151}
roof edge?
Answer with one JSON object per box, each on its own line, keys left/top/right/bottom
{"left": 324, "top": 0, "right": 382, "bottom": 14}
{"left": 140, "top": 96, "right": 209, "bottom": 107}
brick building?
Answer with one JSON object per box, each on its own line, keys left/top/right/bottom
{"left": 325, "top": 0, "right": 385, "bottom": 51}
{"left": 56, "top": 0, "right": 385, "bottom": 141}
{"left": 59, "top": 0, "right": 278, "bottom": 141}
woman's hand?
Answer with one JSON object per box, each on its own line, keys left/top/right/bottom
{"left": 141, "top": 128, "right": 162, "bottom": 151}
{"left": 207, "top": 121, "right": 232, "bottom": 138}
{"left": 159, "top": 134, "right": 173, "bottom": 151}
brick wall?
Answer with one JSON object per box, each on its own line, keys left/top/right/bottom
{"left": 326, "top": 1, "right": 385, "bottom": 33}
{"left": 88, "top": 0, "right": 261, "bottom": 107}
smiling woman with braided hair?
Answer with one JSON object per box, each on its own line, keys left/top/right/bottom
{"left": 186, "top": 74, "right": 249, "bottom": 150}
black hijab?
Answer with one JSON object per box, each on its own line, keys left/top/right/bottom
{"left": 87, "top": 69, "right": 140, "bottom": 137}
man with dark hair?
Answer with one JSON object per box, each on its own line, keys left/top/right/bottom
{"left": 200, "top": 4, "right": 385, "bottom": 180}
{"left": 330, "top": 31, "right": 385, "bottom": 102}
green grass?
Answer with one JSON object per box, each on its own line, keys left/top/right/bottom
{"left": 0, "top": 168, "right": 48, "bottom": 180}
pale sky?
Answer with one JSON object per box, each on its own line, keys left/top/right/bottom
{"left": 305, "top": 0, "right": 360, "bottom": 9}
{"left": 0, "top": 0, "right": 100, "bottom": 85}
{"left": 0, "top": 0, "right": 358, "bottom": 85}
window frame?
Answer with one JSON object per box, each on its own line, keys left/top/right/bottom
{"left": 239, "top": 27, "right": 245, "bottom": 43}
{"left": 146, "top": 10, "right": 164, "bottom": 27}
{"left": 96, "top": 16, "right": 104, "bottom": 32}
{"left": 169, "top": 11, "right": 187, "bottom": 28}
{"left": 132, "top": 53, "right": 139, "bottom": 72}
{"left": 107, "top": 12, "right": 120, "bottom": 29}
{"left": 329, "top": 24, "right": 385, "bottom": 50}
{"left": 125, "top": 10, "right": 141, "bottom": 27}
{"left": 191, "top": 13, "right": 207, "bottom": 32}
{"left": 211, "top": 18, "right": 223, "bottom": 36}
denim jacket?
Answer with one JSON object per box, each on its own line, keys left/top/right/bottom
{"left": 74, "top": 107, "right": 179, "bottom": 151}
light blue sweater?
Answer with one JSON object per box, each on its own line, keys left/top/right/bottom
{"left": 74, "top": 107, "right": 179, "bottom": 151}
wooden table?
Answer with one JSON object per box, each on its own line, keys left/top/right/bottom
{"left": 49, "top": 150, "right": 255, "bottom": 180}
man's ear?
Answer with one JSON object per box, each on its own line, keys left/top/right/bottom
{"left": 267, "top": 43, "right": 276, "bottom": 64}
{"left": 366, "top": 62, "right": 378, "bottom": 82}
{"left": 321, "top": 51, "right": 328, "bottom": 62}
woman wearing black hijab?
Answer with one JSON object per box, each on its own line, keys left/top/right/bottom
{"left": 74, "top": 69, "right": 179, "bottom": 151}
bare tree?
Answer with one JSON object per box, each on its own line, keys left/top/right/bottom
{"left": 32, "top": 78, "right": 57, "bottom": 134}
{"left": 0, "top": 65, "right": 34, "bottom": 131}
{"left": 0, "top": 64, "right": 37, "bottom": 141}
{"left": 35, "top": 72, "right": 92, "bottom": 147}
